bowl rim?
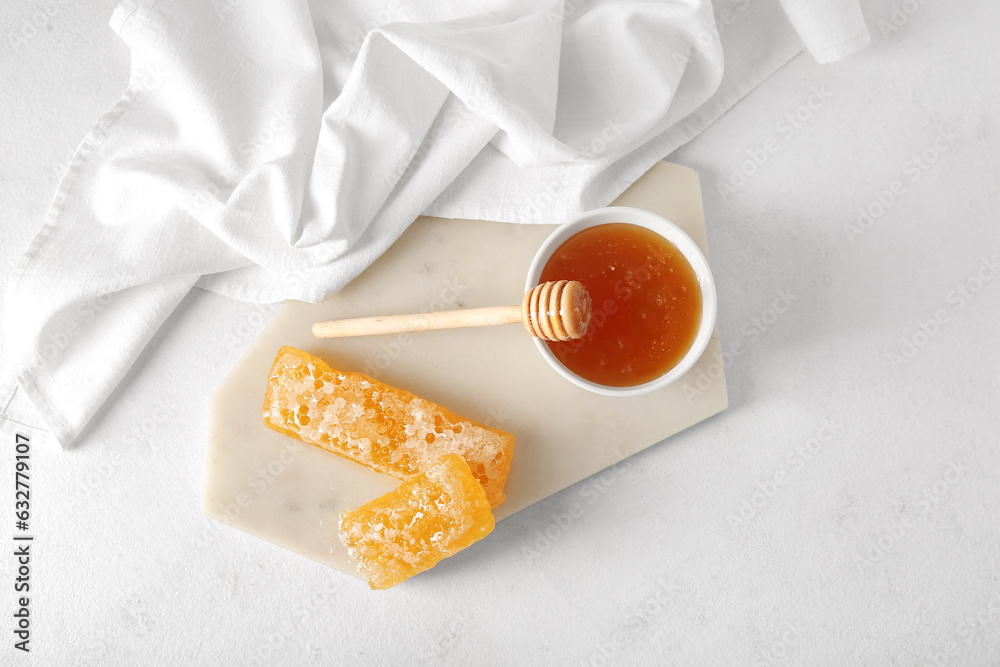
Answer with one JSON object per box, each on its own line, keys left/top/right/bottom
{"left": 524, "top": 206, "right": 717, "bottom": 397}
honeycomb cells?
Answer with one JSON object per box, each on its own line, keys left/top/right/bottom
{"left": 339, "top": 454, "right": 495, "bottom": 589}
{"left": 260, "top": 346, "right": 514, "bottom": 507}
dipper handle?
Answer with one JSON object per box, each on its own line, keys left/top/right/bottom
{"left": 312, "top": 306, "right": 523, "bottom": 338}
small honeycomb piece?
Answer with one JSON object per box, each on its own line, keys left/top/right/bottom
{"left": 339, "top": 454, "right": 495, "bottom": 589}
{"left": 261, "top": 346, "right": 515, "bottom": 507}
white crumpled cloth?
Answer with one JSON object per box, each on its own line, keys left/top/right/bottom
{"left": 0, "top": 0, "right": 868, "bottom": 446}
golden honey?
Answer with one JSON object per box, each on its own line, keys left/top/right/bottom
{"left": 261, "top": 346, "right": 514, "bottom": 507}
{"left": 339, "top": 454, "right": 495, "bottom": 589}
{"left": 539, "top": 223, "right": 702, "bottom": 387}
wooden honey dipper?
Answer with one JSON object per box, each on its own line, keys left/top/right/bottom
{"left": 312, "top": 280, "right": 592, "bottom": 341}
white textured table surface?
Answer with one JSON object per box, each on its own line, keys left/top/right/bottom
{"left": 2, "top": 1, "right": 999, "bottom": 665}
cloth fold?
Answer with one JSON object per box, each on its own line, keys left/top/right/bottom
{"left": 778, "top": 0, "right": 870, "bottom": 64}
{"left": 1, "top": 0, "right": 869, "bottom": 447}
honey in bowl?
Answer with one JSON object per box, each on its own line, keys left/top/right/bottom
{"left": 538, "top": 223, "right": 702, "bottom": 387}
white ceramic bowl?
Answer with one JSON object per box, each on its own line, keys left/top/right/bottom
{"left": 524, "top": 206, "right": 717, "bottom": 397}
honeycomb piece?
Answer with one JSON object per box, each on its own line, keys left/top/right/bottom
{"left": 261, "top": 346, "right": 515, "bottom": 507}
{"left": 339, "top": 454, "right": 495, "bottom": 589}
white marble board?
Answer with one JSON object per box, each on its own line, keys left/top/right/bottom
{"left": 204, "top": 161, "right": 728, "bottom": 580}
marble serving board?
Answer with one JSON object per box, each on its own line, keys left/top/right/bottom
{"left": 204, "top": 162, "right": 728, "bottom": 580}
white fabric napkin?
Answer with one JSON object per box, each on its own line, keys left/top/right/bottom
{"left": 1, "top": 0, "right": 868, "bottom": 447}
